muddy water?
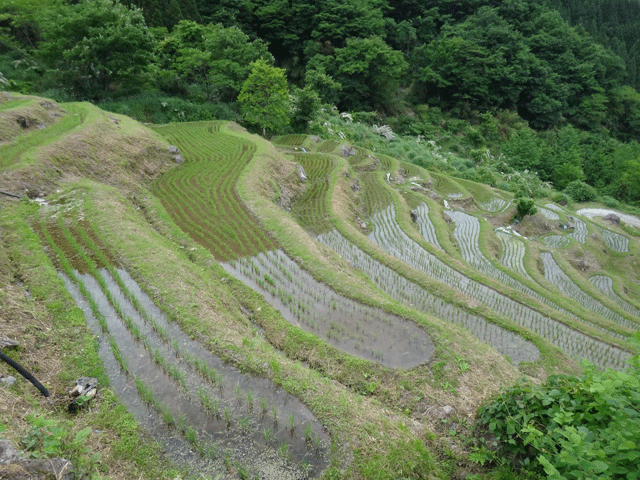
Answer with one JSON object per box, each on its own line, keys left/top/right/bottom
{"left": 222, "top": 250, "right": 435, "bottom": 369}
{"left": 61, "top": 269, "right": 329, "bottom": 479}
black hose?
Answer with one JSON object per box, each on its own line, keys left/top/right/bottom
{"left": 0, "top": 350, "right": 50, "bottom": 397}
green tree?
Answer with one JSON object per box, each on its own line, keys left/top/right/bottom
{"left": 238, "top": 59, "right": 290, "bottom": 136}
{"left": 515, "top": 197, "right": 537, "bottom": 221}
{"left": 310, "top": 36, "right": 407, "bottom": 112}
{"left": 156, "top": 20, "right": 272, "bottom": 101}
{"left": 38, "top": 0, "right": 155, "bottom": 100}
{"left": 290, "top": 85, "right": 321, "bottom": 132}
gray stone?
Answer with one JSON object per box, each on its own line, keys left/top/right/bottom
{"left": 442, "top": 405, "right": 454, "bottom": 415}
{"left": 168, "top": 145, "right": 180, "bottom": 154}
{"left": 341, "top": 145, "right": 355, "bottom": 157}
{"left": 604, "top": 213, "right": 620, "bottom": 225}
{"left": 1, "top": 376, "right": 16, "bottom": 388}
{"left": 175, "top": 155, "right": 183, "bottom": 163}
{"left": 0, "top": 439, "right": 74, "bottom": 479}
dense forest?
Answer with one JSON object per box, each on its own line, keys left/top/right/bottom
{"left": 2, "top": 0, "right": 640, "bottom": 206}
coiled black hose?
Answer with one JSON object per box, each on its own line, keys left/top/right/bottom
{"left": 0, "top": 350, "right": 50, "bottom": 397}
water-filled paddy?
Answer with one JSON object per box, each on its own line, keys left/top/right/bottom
{"left": 222, "top": 250, "right": 434, "bottom": 369}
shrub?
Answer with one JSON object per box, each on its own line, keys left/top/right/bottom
{"left": 564, "top": 180, "right": 597, "bottom": 203}
{"left": 514, "top": 197, "right": 537, "bottom": 220}
{"left": 474, "top": 354, "right": 640, "bottom": 480}
{"left": 551, "top": 192, "right": 570, "bottom": 206}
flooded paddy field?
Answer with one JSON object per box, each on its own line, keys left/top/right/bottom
{"left": 40, "top": 217, "right": 330, "bottom": 479}
{"left": 589, "top": 275, "right": 640, "bottom": 318}
{"left": 448, "top": 210, "right": 574, "bottom": 317}
{"left": 317, "top": 230, "right": 540, "bottom": 365}
{"left": 541, "top": 253, "right": 638, "bottom": 335}
{"left": 366, "top": 206, "right": 630, "bottom": 370}
{"left": 222, "top": 250, "right": 434, "bottom": 369}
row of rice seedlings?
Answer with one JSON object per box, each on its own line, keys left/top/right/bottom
{"left": 589, "top": 275, "right": 640, "bottom": 320}
{"left": 152, "top": 122, "right": 276, "bottom": 260}
{"left": 412, "top": 203, "right": 443, "bottom": 251}
{"left": 597, "top": 226, "right": 630, "bottom": 253}
{"left": 57, "top": 218, "right": 193, "bottom": 390}
{"left": 448, "top": 211, "right": 576, "bottom": 318}
{"left": 539, "top": 207, "right": 560, "bottom": 220}
{"left": 223, "top": 249, "right": 434, "bottom": 369}
{"left": 291, "top": 177, "right": 332, "bottom": 234}
{"left": 47, "top": 218, "right": 304, "bottom": 475}
{"left": 377, "top": 153, "right": 394, "bottom": 171}
{"left": 293, "top": 153, "right": 334, "bottom": 182}
{"left": 568, "top": 216, "right": 588, "bottom": 243}
{"left": 271, "top": 134, "right": 308, "bottom": 146}
{"left": 53, "top": 219, "right": 265, "bottom": 430}
{"left": 317, "top": 229, "right": 540, "bottom": 364}
{"left": 542, "top": 235, "right": 571, "bottom": 248}
{"left": 365, "top": 206, "right": 630, "bottom": 369}
{"left": 71, "top": 224, "right": 328, "bottom": 462}
{"left": 429, "top": 172, "right": 465, "bottom": 197}
{"left": 496, "top": 232, "right": 531, "bottom": 279}
{"left": 545, "top": 203, "right": 564, "bottom": 212}
{"left": 85, "top": 266, "right": 323, "bottom": 464}
{"left": 481, "top": 198, "right": 510, "bottom": 212}
{"left": 314, "top": 139, "right": 340, "bottom": 153}
{"left": 361, "top": 171, "right": 393, "bottom": 218}
{"left": 59, "top": 271, "right": 232, "bottom": 475}
{"left": 541, "top": 252, "right": 638, "bottom": 333}
{"left": 398, "top": 161, "right": 425, "bottom": 179}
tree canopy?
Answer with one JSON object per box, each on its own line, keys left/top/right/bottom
{"left": 38, "top": 0, "right": 155, "bottom": 100}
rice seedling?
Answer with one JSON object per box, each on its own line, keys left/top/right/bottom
{"left": 263, "top": 426, "right": 272, "bottom": 444}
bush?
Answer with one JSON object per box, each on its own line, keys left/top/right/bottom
{"left": 551, "top": 192, "right": 570, "bottom": 206}
{"left": 474, "top": 354, "right": 640, "bottom": 480}
{"left": 514, "top": 197, "right": 537, "bottom": 220}
{"left": 564, "top": 180, "right": 597, "bottom": 203}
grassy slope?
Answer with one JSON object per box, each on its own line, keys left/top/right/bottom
{"left": 1, "top": 95, "right": 638, "bottom": 479}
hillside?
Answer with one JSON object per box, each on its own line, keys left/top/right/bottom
{"left": 1, "top": 93, "right": 639, "bottom": 479}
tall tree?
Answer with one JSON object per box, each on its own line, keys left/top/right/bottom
{"left": 38, "top": 0, "right": 155, "bottom": 100}
{"left": 156, "top": 20, "right": 272, "bottom": 101}
{"left": 238, "top": 59, "right": 289, "bottom": 136}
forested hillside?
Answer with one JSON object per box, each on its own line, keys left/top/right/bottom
{"left": 1, "top": 0, "right": 640, "bottom": 203}
{"left": 549, "top": 0, "right": 640, "bottom": 92}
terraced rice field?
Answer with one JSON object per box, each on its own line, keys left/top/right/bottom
{"left": 399, "top": 162, "right": 424, "bottom": 179}
{"left": 360, "top": 172, "right": 393, "bottom": 218}
{"left": 496, "top": 232, "right": 530, "bottom": 278}
{"left": 0, "top": 102, "right": 88, "bottom": 168}
{"left": 38, "top": 215, "right": 328, "bottom": 479}
{"left": 152, "top": 122, "right": 276, "bottom": 261}
{"left": 367, "top": 205, "right": 630, "bottom": 369}
{"left": 589, "top": 275, "right": 640, "bottom": 319}
{"left": 481, "top": 198, "right": 509, "bottom": 212}
{"left": 448, "top": 211, "right": 573, "bottom": 317}
{"left": 314, "top": 139, "right": 340, "bottom": 153}
{"left": 290, "top": 153, "right": 335, "bottom": 234}
{"left": 542, "top": 235, "right": 571, "bottom": 248}
{"left": 272, "top": 134, "right": 307, "bottom": 146}
{"left": 568, "top": 217, "right": 588, "bottom": 243}
{"left": 540, "top": 252, "right": 637, "bottom": 333}
{"left": 597, "top": 226, "right": 630, "bottom": 253}
{"left": 430, "top": 173, "right": 464, "bottom": 198}
{"left": 316, "top": 229, "right": 540, "bottom": 365}
{"left": 413, "top": 203, "right": 443, "bottom": 250}
{"left": 222, "top": 250, "right": 434, "bottom": 368}
{"left": 539, "top": 207, "right": 560, "bottom": 220}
